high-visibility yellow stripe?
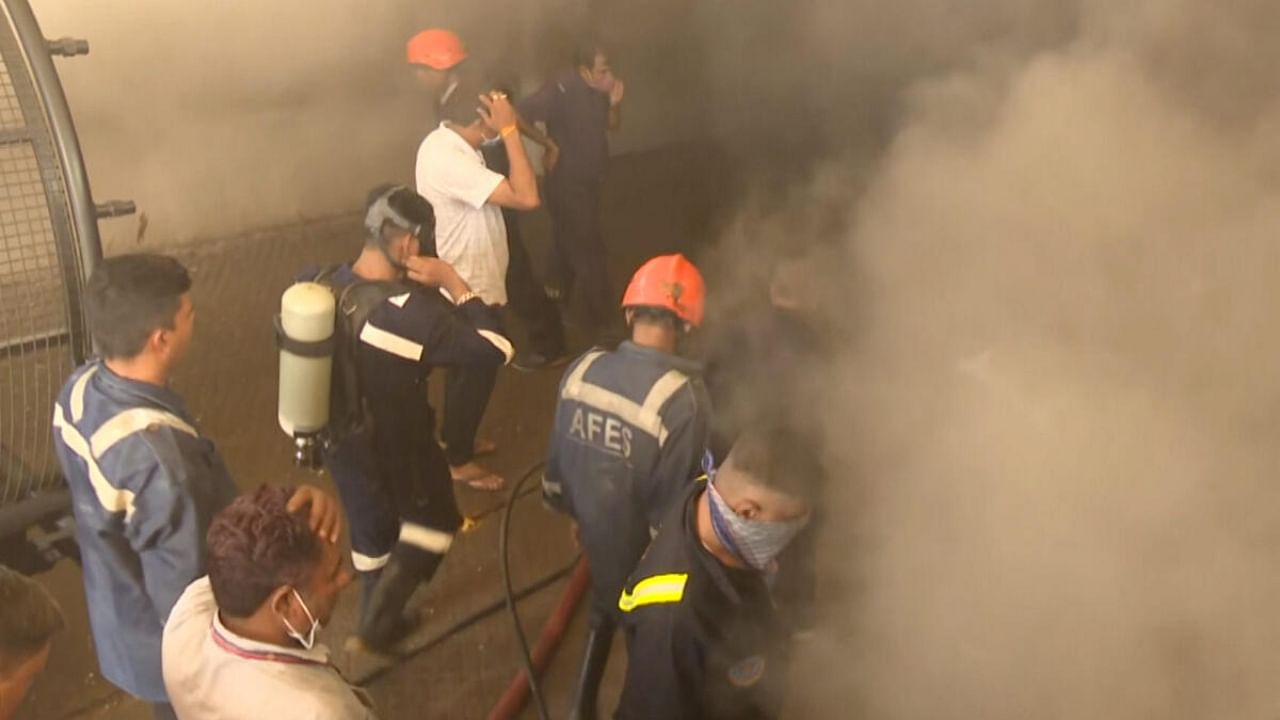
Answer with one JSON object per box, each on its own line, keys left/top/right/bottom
{"left": 618, "top": 573, "right": 688, "bottom": 612}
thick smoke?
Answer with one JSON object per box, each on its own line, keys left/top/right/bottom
{"left": 735, "top": 1, "right": 1280, "bottom": 717}
{"left": 32, "top": 0, "right": 594, "bottom": 248}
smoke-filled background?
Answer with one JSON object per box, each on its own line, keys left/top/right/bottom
{"left": 30, "top": 0, "right": 708, "bottom": 247}
{"left": 715, "top": 1, "right": 1280, "bottom": 717}
{"left": 33, "top": 0, "right": 1280, "bottom": 715}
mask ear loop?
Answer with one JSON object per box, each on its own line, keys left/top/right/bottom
{"left": 706, "top": 479, "right": 749, "bottom": 565}
{"left": 280, "top": 589, "right": 319, "bottom": 649}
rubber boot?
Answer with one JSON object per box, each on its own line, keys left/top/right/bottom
{"left": 358, "top": 551, "right": 443, "bottom": 652}
{"left": 568, "top": 616, "right": 616, "bottom": 720}
{"left": 357, "top": 568, "right": 383, "bottom": 612}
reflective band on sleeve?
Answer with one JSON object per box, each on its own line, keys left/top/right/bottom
{"left": 52, "top": 404, "right": 136, "bottom": 517}
{"left": 542, "top": 478, "right": 563, "bottom": 496}
{"left": 70, "top": 365, "right": 99, "bottom": 422}
{"left": 351, "top": 550, "right": 391, "bottom": 572}
{"left": 359, "top": 321, "right": 424, "bottom": 361}
{"left": 90, "top": 407, "right": 198, "bottom": 458}
{"left": 387, "top": 293, "right": 410, "bottom": 308}
{"left": 476, "top": 329, "right": 515, "bottom": 364}
{"left": 399, "top": 522, "right": 454, "bottom": 554}
{"left": 618, "top": 573, "right": 688, "bottom": 612}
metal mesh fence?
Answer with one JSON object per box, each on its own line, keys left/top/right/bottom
{"left": 0, "top": 10, "right": 78, "bottom": 507}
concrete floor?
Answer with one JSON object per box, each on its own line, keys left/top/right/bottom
{"left": 15, "top": 143, "right": 735, "bottom": 720}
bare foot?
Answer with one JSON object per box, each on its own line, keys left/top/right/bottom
{"left": 450, "top": 462, "right": 505, "bottom": 491}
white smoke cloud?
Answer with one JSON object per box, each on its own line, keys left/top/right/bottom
{"left": 730, "top": 1, "right": 1280, "bottom": 717}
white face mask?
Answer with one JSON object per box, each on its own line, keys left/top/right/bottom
{"left": 706, "top": 474, "right": 810, "bottom": 572}
{"left": 280, "top": 589, "right": 321, "bottom": 650}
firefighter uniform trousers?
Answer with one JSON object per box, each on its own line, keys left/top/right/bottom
{"left": 321, "top": 265, "right": 514, "bottom": 648}
{"left": 543, "top": 341, "right": 711, "bottom": 718}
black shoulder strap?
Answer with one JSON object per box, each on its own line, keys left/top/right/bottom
{"left": 311, "top": 264, "right": 343, "bottom": 285}
{"left": 337, "top": 280, "right": 413, "bottom": 339}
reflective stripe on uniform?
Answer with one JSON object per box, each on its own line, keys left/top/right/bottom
{"left": 561, "top": 352, "right": 690, "bottom": 447}
{"left": 387, "top": 293, "right": 410, "bottom": 308}
{"left": 476, "top": 329, "right": 514, "bottom": 364}
{"left": 399, "top": 521, "right": 454, "bottom": 554}
{"left": 70, "top": 365, "right": 99, "bottom": 422}
{"left": 618, "top": 573, "right": 688, "bottom": 612}
{"left": 52, "top": 403, "right": 136, "bottom": 517}
{"left": 351, "top": 550, "right": 391, "bottom": 572}
{"left": 359, "top": 321, "right": 424, "bottom": 361}
{"left": 90, "top": 407, "right": 198, "bottom": 458}
{"left": 643, "top": 369, "right": 689, "bottom": 420}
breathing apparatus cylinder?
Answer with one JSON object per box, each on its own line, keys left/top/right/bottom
{"left": 276, "top": 281, "right": 336, "bottom": 469}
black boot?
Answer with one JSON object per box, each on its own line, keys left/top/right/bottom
{"left": 357, "top": 568, "right": 383, "bottom": 611}
{"left": 358, "top": 552, "right": 443, "bottom": 652}
{"left": 568, "top": 616, "right": 616, "bottom": 720}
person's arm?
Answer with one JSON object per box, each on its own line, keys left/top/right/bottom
{"left": 645, "top": 385, "right": 710, "bottom": 530}
{"left": 616, "top": 611, "right": 703, "bottom": 720}
{"left": 541, "top": 374, "right": 578, "bottom": 514}
{"left": 400, "top": 256, "right": 515, "bottom": 367}
{"left": 518, "top": 116, "right": 560, "bottom": 175}
{"left": 124, "top": 435, "right": 223, "bottom": 622}
{"left": 608, "top": 79, "right": 625, "bottom": 131}
{"left": 478, "top": 93, "right": 540, "bottom": 210}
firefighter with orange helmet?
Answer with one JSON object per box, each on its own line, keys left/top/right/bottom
{"left": 543, "top": 254, "right": 712, "bottom": 720}
{"left": 406, "top": 28, "right": 468, "bottom": 98}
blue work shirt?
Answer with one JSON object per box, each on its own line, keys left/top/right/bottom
{"left": 51, "top": 361, "right": 237, "bottom": 701}
{"left": 543, "top": 342, "right": 710, "bottom": 615}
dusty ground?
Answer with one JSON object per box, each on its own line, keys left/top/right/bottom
{"left": 15, "top": 144, "right": 736, "bottom": 720}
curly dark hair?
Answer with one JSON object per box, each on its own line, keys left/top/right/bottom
{"left": 205, "top": 486, "right": 319, "bottom": 618}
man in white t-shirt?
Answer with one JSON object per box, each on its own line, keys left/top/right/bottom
{"left": 416, "top": 82, "right": 539, "bottom": 490}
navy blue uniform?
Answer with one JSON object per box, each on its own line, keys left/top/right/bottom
{"left": 518, "top": 69, "right": 614, "bottom": 333}
{"left": 615, "top": 481, "right": 789, "bottom": 720}
{"left": 321, "top": 265, "right": 512, "bottom": 576}
{"left": 544, "top": 342, "right": 710, "bottom": 617}
{"left": 51, "top": 361, "right": 237, "bottom": 702}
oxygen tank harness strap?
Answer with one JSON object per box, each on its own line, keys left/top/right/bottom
{"left": 273, "top": 316, "right": 336, "bottom": 358}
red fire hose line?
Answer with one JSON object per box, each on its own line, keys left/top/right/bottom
{"left": 486, "top": 556, "right": 591, "bottom": 720}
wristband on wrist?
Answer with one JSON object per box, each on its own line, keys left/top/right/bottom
{"left": 455, "top": 290, "right": 478, "bottom": 305}
{"left": 500, "top": 124, "right": 518, "bottom": 138}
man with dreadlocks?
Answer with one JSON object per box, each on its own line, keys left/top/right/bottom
{"left": 542, "top": 254, "right": 712, "bottom": 720}
{"left": 316, "top": 185, "right": 513, "bottom": 654}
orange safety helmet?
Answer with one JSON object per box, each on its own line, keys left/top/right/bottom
{"left": 406, "top": 29, "right": 468, "bottom": 70}
{"left": 621, "top": 254, "right": 706, "bottom": 328}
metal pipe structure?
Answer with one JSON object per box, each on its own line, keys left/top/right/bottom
{"left": 3, "top": 0, "right": 103, "bottom": 362}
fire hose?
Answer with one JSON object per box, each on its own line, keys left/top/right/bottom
{"left": 488, "top": 461, "right": 590, "bottom": 720}
{"left": 353, "top": 460, "right": 588, "bottom": 720}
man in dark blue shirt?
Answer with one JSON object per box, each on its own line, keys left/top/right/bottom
{"left": 320, "top": 186, "right": 514, "bottom": 653}
{"left": 615, "top": 430, "right": 813, "bottom": 720}
{"left": 519, "top": 38, "right": 625, "bottom": 342}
